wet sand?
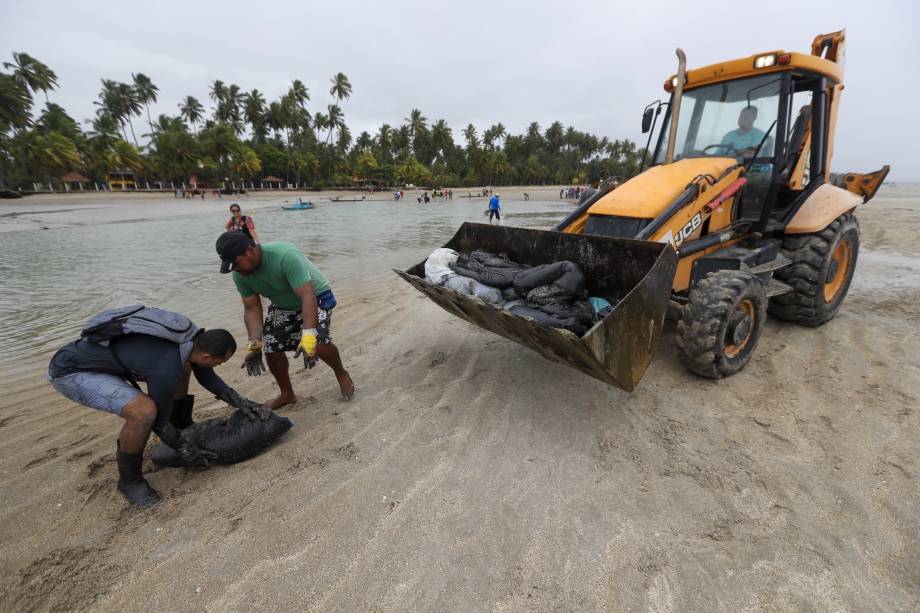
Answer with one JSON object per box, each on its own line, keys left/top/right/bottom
{"left": 0, "top": 187, "right": 559, "bottom": 233}
{"left": 1, "top": 188, "right": 918, "bottom": 611}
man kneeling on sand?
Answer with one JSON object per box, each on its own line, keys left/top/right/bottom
{"left": 48, "top": 307, "right": 271, "bottom": 507}
{"left": 216, "top": 231, "right": 355, "bottom": 408}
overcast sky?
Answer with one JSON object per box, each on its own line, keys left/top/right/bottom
{"left": 2, "top": 0, "right": 917, "bottom": 180}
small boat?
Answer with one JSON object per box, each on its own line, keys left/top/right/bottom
{"left": 282, "top": 201, "right": 315, "bottom": 210}
{"left": 328, "top": 196, "right": 367, "bottom": 203}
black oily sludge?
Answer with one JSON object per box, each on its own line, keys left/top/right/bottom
{"left": 151, "top": 409, "right": 293, "bottom": 467}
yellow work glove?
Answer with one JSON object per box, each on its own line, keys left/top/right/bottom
{"left": 293, "top": 328, "right": 318, "bottom": 369}
{"left": 241, "top": 340, "right": 265, "bottom": 376}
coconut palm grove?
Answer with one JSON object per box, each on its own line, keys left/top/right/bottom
{"left": 0, "top": 52, "right": 645, "bottom": 193}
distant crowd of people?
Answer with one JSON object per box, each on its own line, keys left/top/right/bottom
{"left": 561, "top": 186, "right": 587, "bottom": 200}
{"left": 175, "top": 188, "right": 205, "bottom": 200}
{"left": 393, "top": 189, "right": 454, "bottom": 203}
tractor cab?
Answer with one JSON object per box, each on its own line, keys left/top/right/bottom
{"left": 645, "top": 33, "right": 848, "bottom": 235}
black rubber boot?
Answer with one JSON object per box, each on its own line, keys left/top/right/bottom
{"left": 169, "top": 394, "right": 195, "bottom": 430}
{"left": 116, "top": 442, "right": 162, "bottom": 508}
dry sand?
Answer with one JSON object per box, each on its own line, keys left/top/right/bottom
{"left": 0, "top": 187, "right": 918, "bottom": 611}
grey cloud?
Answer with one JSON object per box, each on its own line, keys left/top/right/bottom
{"left": 2, "top": 0, "right": 917, "bottom": 179}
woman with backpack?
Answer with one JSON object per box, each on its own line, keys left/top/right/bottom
{"left": 226, "top": 204, "right": 260, "bottom": 243}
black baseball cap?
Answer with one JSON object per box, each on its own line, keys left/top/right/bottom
{"left": 216, "top": 231, "right": 255, "bottom": 273}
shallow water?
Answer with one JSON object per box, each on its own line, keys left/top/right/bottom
{"left": 5, "top": 184, "right": 916, "bottom": 372}
{"left": 1, "top": 197, "right": 572, "bottom": 369}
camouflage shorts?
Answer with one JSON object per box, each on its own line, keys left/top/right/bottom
{"left": 262, "top": 304, "right": 332, "bottom": 353}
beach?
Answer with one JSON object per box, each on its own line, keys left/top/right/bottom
{"left": 1, "top": 186, "right": 918, "bottom": 611}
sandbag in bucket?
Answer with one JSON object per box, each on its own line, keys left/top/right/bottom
{"left": 151, "top": 409, "right": 293, "bottom": 467}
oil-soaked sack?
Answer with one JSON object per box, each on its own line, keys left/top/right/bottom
{"left": 443, "top": 274, "right": 504, "bottom": 305}
{"left": 502, "top": 286, "right": 520, "bottom": 302}
{"left": 525, "top": 284, "right": 575, "bottom": 306}
{"left": 449, "top": 251, "right": 530, "bottom": 289}
{"left": 541, "top": 300, "right": 597, "bottom": 328}
{"left": 508, "top": 304, "right": 590, "bottom": 336}
{"left": 151, "top": 409, "right": 293, "bottom": 467}
{"left": 512, "top": 261, "right": 587, "bottom": 298}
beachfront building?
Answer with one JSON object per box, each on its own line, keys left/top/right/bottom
{"left": 352, "top": 176, "right": 383, "bottom": 191}
{"left": 261, "top": 175, "right": 284, "bottom": 189}
{"left": 61, "top": 171, "right": 92, "bottom": 192}
{"left": 107, "top": 170, "right": 137, "bottom": 191}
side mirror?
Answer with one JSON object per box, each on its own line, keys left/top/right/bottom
{"left": 641, "top": 107, "right": 655, "bottom": 133}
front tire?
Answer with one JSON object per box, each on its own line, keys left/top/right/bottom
{"left": 677, "top": 270, "right": 767, "bottom": 379}
{"left": 770, "top": 212, "right": 859, "bottom": 326}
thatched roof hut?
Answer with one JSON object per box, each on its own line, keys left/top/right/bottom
{"left": 62, "top": 171, "right": 91, "bottom": 191}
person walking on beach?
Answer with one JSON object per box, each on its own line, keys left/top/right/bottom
{"left": 488, "top": 193, "right": 501, "bottom": 223}
{"left": 226, "top": 204, "right": 260, "bottom": 243}
{"left": 216, "top": 232, "right": 355, "bottom": 408}
{"left": 47, "top": 306, "right": 270, "bottom": 507}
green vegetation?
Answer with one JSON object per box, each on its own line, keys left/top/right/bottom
{"left": 0, "top": 52, "right": 644, "bottom": 191}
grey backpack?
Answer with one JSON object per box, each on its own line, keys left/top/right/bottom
{"left": 81, "top": 305, "right": 200, "bottom": 346}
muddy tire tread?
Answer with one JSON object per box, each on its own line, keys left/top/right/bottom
{"left": 677, "top": 270, "right": 767, "bottom": 379}
{"left": 770, "top": 213, "right": 859, "bottom": 326}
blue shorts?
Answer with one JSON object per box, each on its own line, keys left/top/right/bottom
{"left": 49, "top": 372, "right": 141, "bottom": 416}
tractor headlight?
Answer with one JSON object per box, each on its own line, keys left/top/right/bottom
{"left": 754, "top": 54, "right": 776, "bottom": 68}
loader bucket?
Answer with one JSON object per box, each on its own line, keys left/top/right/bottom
{"left": 395, "top": 223, "right": 678, "bottom": 391}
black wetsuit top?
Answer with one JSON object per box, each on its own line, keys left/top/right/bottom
{"left": 49, "top": 335, "right": 229, "bottom": 431}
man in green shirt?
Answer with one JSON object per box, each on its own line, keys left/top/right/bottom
{"left": 216, "top": 232, "right": 355, "bottom": 407}
{"left": 720, "top": 105, "right": 773, "bottom": 158}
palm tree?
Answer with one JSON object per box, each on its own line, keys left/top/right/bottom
{"left": 325, "top": 104, "right": 344, "bottom": 144}
{"left": 116, "top": 82, "right": 143, "bottom": 146}
{"left": 19, "top": 131, "right": 81, "bottom": 185}
{"left": 375, "top": 123, "right": 393, "bottom": 161}
{"left": 131, "top": 73, "right": 159, "bottom": 136}
{"left": 242, "top": 89, "right": 267, "bottom": 143}
{"left": 233, "top": 146, "right": 262, "bottom": 179}
{"left": 490, "top": 122, "right": 506, "bottom": 149}
{"left": 430, "top": 119, "right": 453, "bottom": 161}
{"left": 225, "top": 84, "right": 244, "bottom": 134}
{"left": 178, "top": 96, "right": 204, "bottom": 133}
{"left": 289, "top": 80, "right": 310, "bottom": 108}
{"left": 265, "top": 101, "right": 285, "bottom": 141}
{"left": 312, "top": 112, "right": 328, "bottom": 143}
{"left": 36, "top": 102, "right": 81, "bottom": 139}
{"left": 4, "top": 52, "right": 58, "bottom": 104}
{"left": 353, "top": 131, "right": 373, "bottom": 153}
{"left": 284, "top": 81, "right": 310, "bottom": 141}
{"left": 524, "top": 121, "right": 543, "bottom": 154}
{"left": 201, "top": 122, "right": 241, "bottom": 179}
{"left": 95, "top": 79, "right": 128, "bottom": 141}
{"left": 545, "top": 121, "right": 564, "bottom": 153}
{"left": 86, "top": 113, "right": 121, "bottom": 150}
{"left": 324, "top": 104, "right": 345, "bottom": 182}
{"left": 329, "top": 72, "right": 352, "bottom": 103}
{"left": 462, "top": 124, "right": 479, "bottom": 150}
{"left": 209, "top": 79, "right": 227, "bottom": 116}
{"left": 106, "top": 140, "right": 145, "bottom": 174}
{"left": 0, "top": 73, "right": 32, "bottom": 133}
{"left": 404, "top": 108, "right": 428, "bottom": 152}
{"left": 336, "top": 124, "right": 351, "bottom": 152}
{"left": 393, "top": 125, "right": 411, "bottom": 158}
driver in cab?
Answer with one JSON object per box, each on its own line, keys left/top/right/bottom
{"left": 721, "top": 105, "right": 772, "bottom": 158}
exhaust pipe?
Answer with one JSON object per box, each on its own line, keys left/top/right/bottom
{"left": 665, "top": 48, "right": 687, "bottom": 164}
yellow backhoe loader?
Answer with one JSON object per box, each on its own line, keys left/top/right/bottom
{"left": 397, "top": 30, "right": 889, "bottom": 391}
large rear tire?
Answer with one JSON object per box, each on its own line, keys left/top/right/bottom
{"left": 770, "top": 212, "right": 859, "bottom": 326}
{"left": 677, "top": 270, "right": 767, "bottom": 379}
